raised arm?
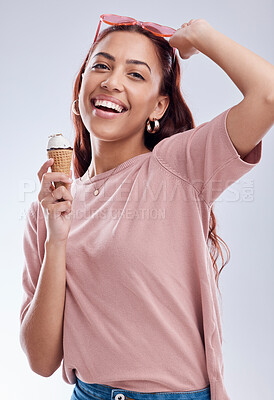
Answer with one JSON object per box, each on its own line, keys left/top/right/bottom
{"left": 169, "top": 19, "right": 274, "bottom": 158}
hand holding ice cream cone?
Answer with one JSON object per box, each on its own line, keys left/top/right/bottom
{"left": 37, "top": 158, "right": 74, "bottom": 243}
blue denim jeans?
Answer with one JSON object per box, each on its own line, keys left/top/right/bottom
{"left": 70, "top": 376, "right": 211, "bottom": 400}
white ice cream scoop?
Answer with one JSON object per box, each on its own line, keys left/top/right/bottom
{"left": 47, "top": 133, "right": 72, "bottom": 150}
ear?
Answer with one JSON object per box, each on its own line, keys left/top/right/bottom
{"left": 150, "top": 95, "right": 170, "bottom": 120}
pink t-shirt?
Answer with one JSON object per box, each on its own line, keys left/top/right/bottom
{"left": 20, "top": 107, "right": 262, "bottom": 400}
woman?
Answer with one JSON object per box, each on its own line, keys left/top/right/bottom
{"left": 19, "top": 14, "right": 273, "bottom": 400}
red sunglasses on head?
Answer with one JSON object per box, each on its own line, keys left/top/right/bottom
{"left": 93, "top": 14, "right": 177, "bottom": 61}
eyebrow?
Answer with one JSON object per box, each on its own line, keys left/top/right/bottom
{"left": 91, "top": 52, "right": 151, "bottom": 74}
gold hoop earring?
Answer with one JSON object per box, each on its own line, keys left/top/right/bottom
{"left": 146, "top": 118, "right": 160, "bottom": 133}
{"left": 72, "top": 99, "right": 80, "bottom": 116}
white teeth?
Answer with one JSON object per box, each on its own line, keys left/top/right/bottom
{"left": 94, "top": 99, "right": 124, "bottom": 113}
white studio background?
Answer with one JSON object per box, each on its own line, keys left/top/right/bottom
{"left": 0, "top": 0, "right": 273, "bottom": 399}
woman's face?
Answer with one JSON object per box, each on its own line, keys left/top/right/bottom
{"left": 78, "top": 31, "right": 169, "bottom": 145}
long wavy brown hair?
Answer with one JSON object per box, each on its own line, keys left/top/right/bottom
{"left": 70, "top": 24, "right": 230, "bottom": 292}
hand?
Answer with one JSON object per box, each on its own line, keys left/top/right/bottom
{"left": 37, "top": 158, "right": 74, "bottom": 244}
{"left": 169, "top": 18, "right": 210, "bottom": 60}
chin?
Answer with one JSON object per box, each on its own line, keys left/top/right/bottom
{"left": 89, "top": 127, "right": 128, "bottom": 141}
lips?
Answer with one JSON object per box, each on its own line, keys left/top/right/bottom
{"left": 91, "top": 99, "right": 127, "bottom": 114}
{"left": 90, "top": 100, "right": 128, "bottom": 120}
{"left": 90, "top": 94, "right": 129, "bottom": 112}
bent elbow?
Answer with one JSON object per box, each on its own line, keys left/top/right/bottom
{"left": 20, "top": 334, "right": 62, "bottom": 378}
{"left": 29, "top": 358, "right": 61, "bottom": 377}
{"left": 31, "top": 364, "right": 54, "bottom": 378}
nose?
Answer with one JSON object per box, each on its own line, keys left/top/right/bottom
{"left": 100, "top": 70, "right": 124, "bottom": 92}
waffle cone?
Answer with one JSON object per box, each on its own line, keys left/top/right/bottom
{"left": 47, "top": 148, "right": 73, "bottom": 189}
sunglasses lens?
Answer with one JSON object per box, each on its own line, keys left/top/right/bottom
{"left": 143, "top": 22, "right": 176, "bottom": 37}
{"left": 103, "top": 14, "right": 135, "bottom": 25}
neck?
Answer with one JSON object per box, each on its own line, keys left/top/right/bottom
{"left": 88, "top": 147, "right": 151, "bottom": 178}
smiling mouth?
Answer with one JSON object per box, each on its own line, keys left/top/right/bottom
{"left": 91, "top": 99, "right": 127, "bottom": 114}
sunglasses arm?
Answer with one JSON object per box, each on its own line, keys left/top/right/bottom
{"left": 93, "top": 19, "right": 102, "bottom": 44}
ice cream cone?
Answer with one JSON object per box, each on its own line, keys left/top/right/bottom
{"left": 47, "top": 148, "right": 73, "bottom": 188}
{"left": 47, "top": 134, "right": 73, "bottom": 189}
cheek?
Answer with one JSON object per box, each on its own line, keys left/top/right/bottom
{"left": 129, "top": 88, "right": 156, "bottom": 110}
{"left": 79, "top": 83, "right": 93, "bottom": 110}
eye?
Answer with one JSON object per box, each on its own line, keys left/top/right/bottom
{"left": 130, "top": 72, "right": 144, "bottom": 80}
{"left": 92, "top": 63, "right": 108, "bottom": 70}
{"left": 92, "top": 64, "right": 144, "bottom": 80}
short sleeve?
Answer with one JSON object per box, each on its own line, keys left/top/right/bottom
{"left": 153, "top": 107, "right": 262, "bottom": 207}
{"left": 20, "top": 201, "right": 42, "bottom": 326}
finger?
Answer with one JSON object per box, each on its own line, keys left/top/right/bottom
{"left": 37, "top": 158, "right": 53, "bottom": 182}
{"left": 40, "top": 172, "right": 72, "bottom": 200}
{"left": 47, "top": 200, "right": 72, "bottom": 217}
{"left": 40, "top": 191, "right": 56, "bottom": 207}
{"left": 41, "top": 185, "right": 73, "bottom": 210}
{"left": 38, "top": 158, "right": 55, "bottom": 191}
{"left": 51, "top": 185, "right": 74, "bottom": 203}
{"left": 42, "top": 171, "right": 72, "bottom": 187}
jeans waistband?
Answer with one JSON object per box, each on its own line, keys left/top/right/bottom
{"left": 75, "top": 377, "right": 211, "bottom": 400}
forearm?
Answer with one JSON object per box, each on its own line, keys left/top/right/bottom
{"left": 190, "top": 23, "right": 274, "bottom": 99}
{"left": 20, "top": 240, "right": 67, "bottom": 377}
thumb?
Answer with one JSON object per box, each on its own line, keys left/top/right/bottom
{"left": 67, "top": 170, "right": 73, "bottom": 194}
